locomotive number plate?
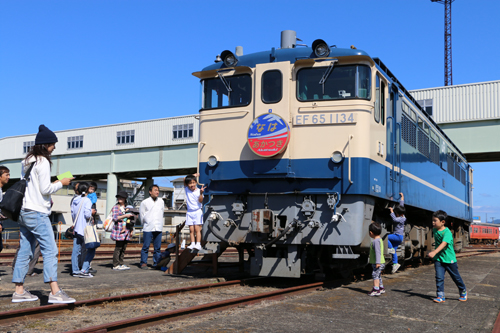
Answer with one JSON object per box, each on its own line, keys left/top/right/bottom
{"left": 293, "top": 113, "right": 356, "bottom": 125}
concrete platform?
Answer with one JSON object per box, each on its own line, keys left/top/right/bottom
{"left": 176, "top": 252, "right": 500, "bottom": 332}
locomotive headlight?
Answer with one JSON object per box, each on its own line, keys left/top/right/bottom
{"left": 221, "top": 50, "right": 238, "bottom": 67}
{"left": 331, "top": 151, "right": 344, "bottom": 163}
{"left": 207, "top": 155, "right": 219, "bottom": 167}
{"left": 312, "top": 39, "right": 330, "bottom": 58}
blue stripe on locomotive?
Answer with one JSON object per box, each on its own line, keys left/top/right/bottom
{"left": 200, "top": 156, "right": 470, "bottom": 221}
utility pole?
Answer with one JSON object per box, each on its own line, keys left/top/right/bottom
{"left": 431, "top": 0, "right": 456, "bottom": 86}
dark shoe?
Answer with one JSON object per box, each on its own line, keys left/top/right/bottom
{"left": 88, "top": 269, "right": 97, "bottom": 274}
{"left": 79, "top": 272, "right": 94, "bottom": 278}
{"left": 140, "top": 264, "right": 149, "bottom": 270}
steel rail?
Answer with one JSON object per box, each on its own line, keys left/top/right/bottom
{"left": 65, "top": 282, "right": 324, "bottom": 333}
{"left": 0, "top": 278, "right": 263, "bottom": 326}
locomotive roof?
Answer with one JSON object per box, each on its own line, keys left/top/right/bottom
{"left": 201, "top": 47, "right": 370, "bottom": 71}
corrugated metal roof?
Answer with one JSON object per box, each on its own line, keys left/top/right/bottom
{"left": 0, "top": 115, "right": 199, "bottom": 162}
{"left": 410, "top": 80, "right": 500, "bottom": 124}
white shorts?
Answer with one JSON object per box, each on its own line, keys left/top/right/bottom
{"left": 186, "top": 209, "right": 203, "bottom": 226}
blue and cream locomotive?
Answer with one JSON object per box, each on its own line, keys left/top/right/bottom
{"left": 193, "top": 31, "right": 472, "bottom": 278}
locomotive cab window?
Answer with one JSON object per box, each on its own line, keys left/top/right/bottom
{"left": 297, "top": 65, "right": 370, "bottom": 102}
{"left": 201, "top": 74, "right": 252, "bottom": 110}
{"left": 374, "top": 74, "right": 386, "bottom": 124}
{"left": 262, "top": 70, "right": 282, "bottom": 104}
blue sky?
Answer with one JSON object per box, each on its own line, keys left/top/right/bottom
{"left": 1, "top": 0, "right": 499, "bottom": 221}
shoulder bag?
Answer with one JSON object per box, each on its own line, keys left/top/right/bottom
{"left": 0, "top": 163, "right": 35, "bottom": 222}
{"left": 74, "top": 198, "right": 101, "bottom": 249}
{"left": 103, "top": 208, "right": 115, "bottom": 232}
{"left": 84, "top": 220, "right": 100, "bottom": 249}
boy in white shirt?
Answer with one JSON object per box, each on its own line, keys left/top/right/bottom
{"left": 184, "top": 174, "right": 205, "bottom": 251}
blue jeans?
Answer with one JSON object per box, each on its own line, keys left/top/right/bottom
{"left": 434, "top": 260, "right": 466, "bottom": 298}
{"left": 72, "top": 234, "right": 96, "bottom": 273}
{"left": 387, "top": 233, "right": 404, "bottom": 264}
{"left": 13, "top": 210, "right": 58, "bottom": 283}
{"left": 141, "top": 231, "right": 162, "bottom": 266}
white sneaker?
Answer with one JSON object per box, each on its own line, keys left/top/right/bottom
{"left": 388, "top": 248, "right": 396, "bottom": 254}
{"left": 48, "top": 289, "right": 75, "bottom": 304}
{"left": 12, "top": 290, "right": 39, "bottom": 303}
{"left": 187, "top": 243, "right": 195, "bottom": 250}
{"left": 119, "top": 265, "right": 131, "bottom": 270}
{"left": 392, "top": 263, "right": 401, "bottom": 274}
{"left": 194, "top": 243, "right": 203, "bottom": 251}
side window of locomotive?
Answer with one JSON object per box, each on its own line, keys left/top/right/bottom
{"left": 296, "top": 65, "right": 370, "bottom": 101}
{"left": 201, "top": 74, "right": 252, "bottom": 110}
{"left": 262, "top": 70, "right": 282, "bottom": 104}
{"left": 374, "top": 74, "right": 385, "bottom": 124}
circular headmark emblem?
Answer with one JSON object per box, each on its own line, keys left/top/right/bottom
{"left": 247, "top": 113, "right": 290, "bottom": 157}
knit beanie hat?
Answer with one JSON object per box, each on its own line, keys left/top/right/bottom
{"left": 35, "top": 125, "right": 58, "bottom": 145}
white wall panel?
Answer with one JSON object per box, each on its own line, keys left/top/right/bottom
{"left": 410, "top": 80, "right": 500, "bottom": 124}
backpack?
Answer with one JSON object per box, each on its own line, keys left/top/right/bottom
{"left": 0, "top": 163, "right": 34, "bottom": 222}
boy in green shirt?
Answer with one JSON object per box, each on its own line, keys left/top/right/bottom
{"left": 428, "top": 210, "right": 467, "bottom": 303}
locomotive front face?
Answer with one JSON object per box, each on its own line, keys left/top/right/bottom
{"left": 193, "top": 44, "right": 386, "bottom": 277}
{"left": 193, "top": 31, "right": 472, "bottom": 278}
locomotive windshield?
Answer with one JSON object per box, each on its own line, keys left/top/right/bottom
{"left": 297, "top": 65, "right": 371, "bottom": 101}
{"left": 201, "top": 74, "right": 252, "bottom": 110}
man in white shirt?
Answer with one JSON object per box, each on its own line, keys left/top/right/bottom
{"left": 139, "top": 185, "right": 165, "bottom": 269}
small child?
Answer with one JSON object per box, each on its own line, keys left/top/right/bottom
{"left": 88, "top": 182, "right": 98, "bottom": 205}
{"left": 387, "top": 192, "right": 405, "bottom": 273}
{"left": 428, "top": 210, "right": 467, "bottom": 303}
{"left": 368, "top": 222, "right": 386, "bottom": 296}
{"left": 123, "top": 205, "right": 137, "bottom": 235}
{"left": 184, "top": 173, "right": 206, "bottom": 251}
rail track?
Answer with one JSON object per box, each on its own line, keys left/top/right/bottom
{"left": 67, "top": 282, "right": 323, "bottom": 333}
{"left": 0, "top": 247, "right": 238, "bottom": 265}
{"left": 0, "top": 276, "right": 324, "bottom": 332}
{"left": 0, "top": 278, "right": 264, "bottom": 326}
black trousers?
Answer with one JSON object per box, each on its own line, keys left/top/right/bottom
{"left": 113, "top": 240, "right": 128, "bottom": 267}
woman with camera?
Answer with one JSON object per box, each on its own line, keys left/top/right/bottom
{"left": 110, "top": 191, "right": 134, "bottom": 270}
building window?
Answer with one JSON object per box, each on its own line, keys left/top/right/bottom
{"left": 417, "top": 99, "right": 433, "bottom": 116}
{"left": 23, "top": 141, "right": 35, "bottom": 154}
{"left": 67, "top": 136, "right": 84, "bottom": 149}
{"left": 117, "top": 130, "right": 135, "bottom": 145}
{"left": 173, "top": 124, "right": 194, "bottom": 139}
